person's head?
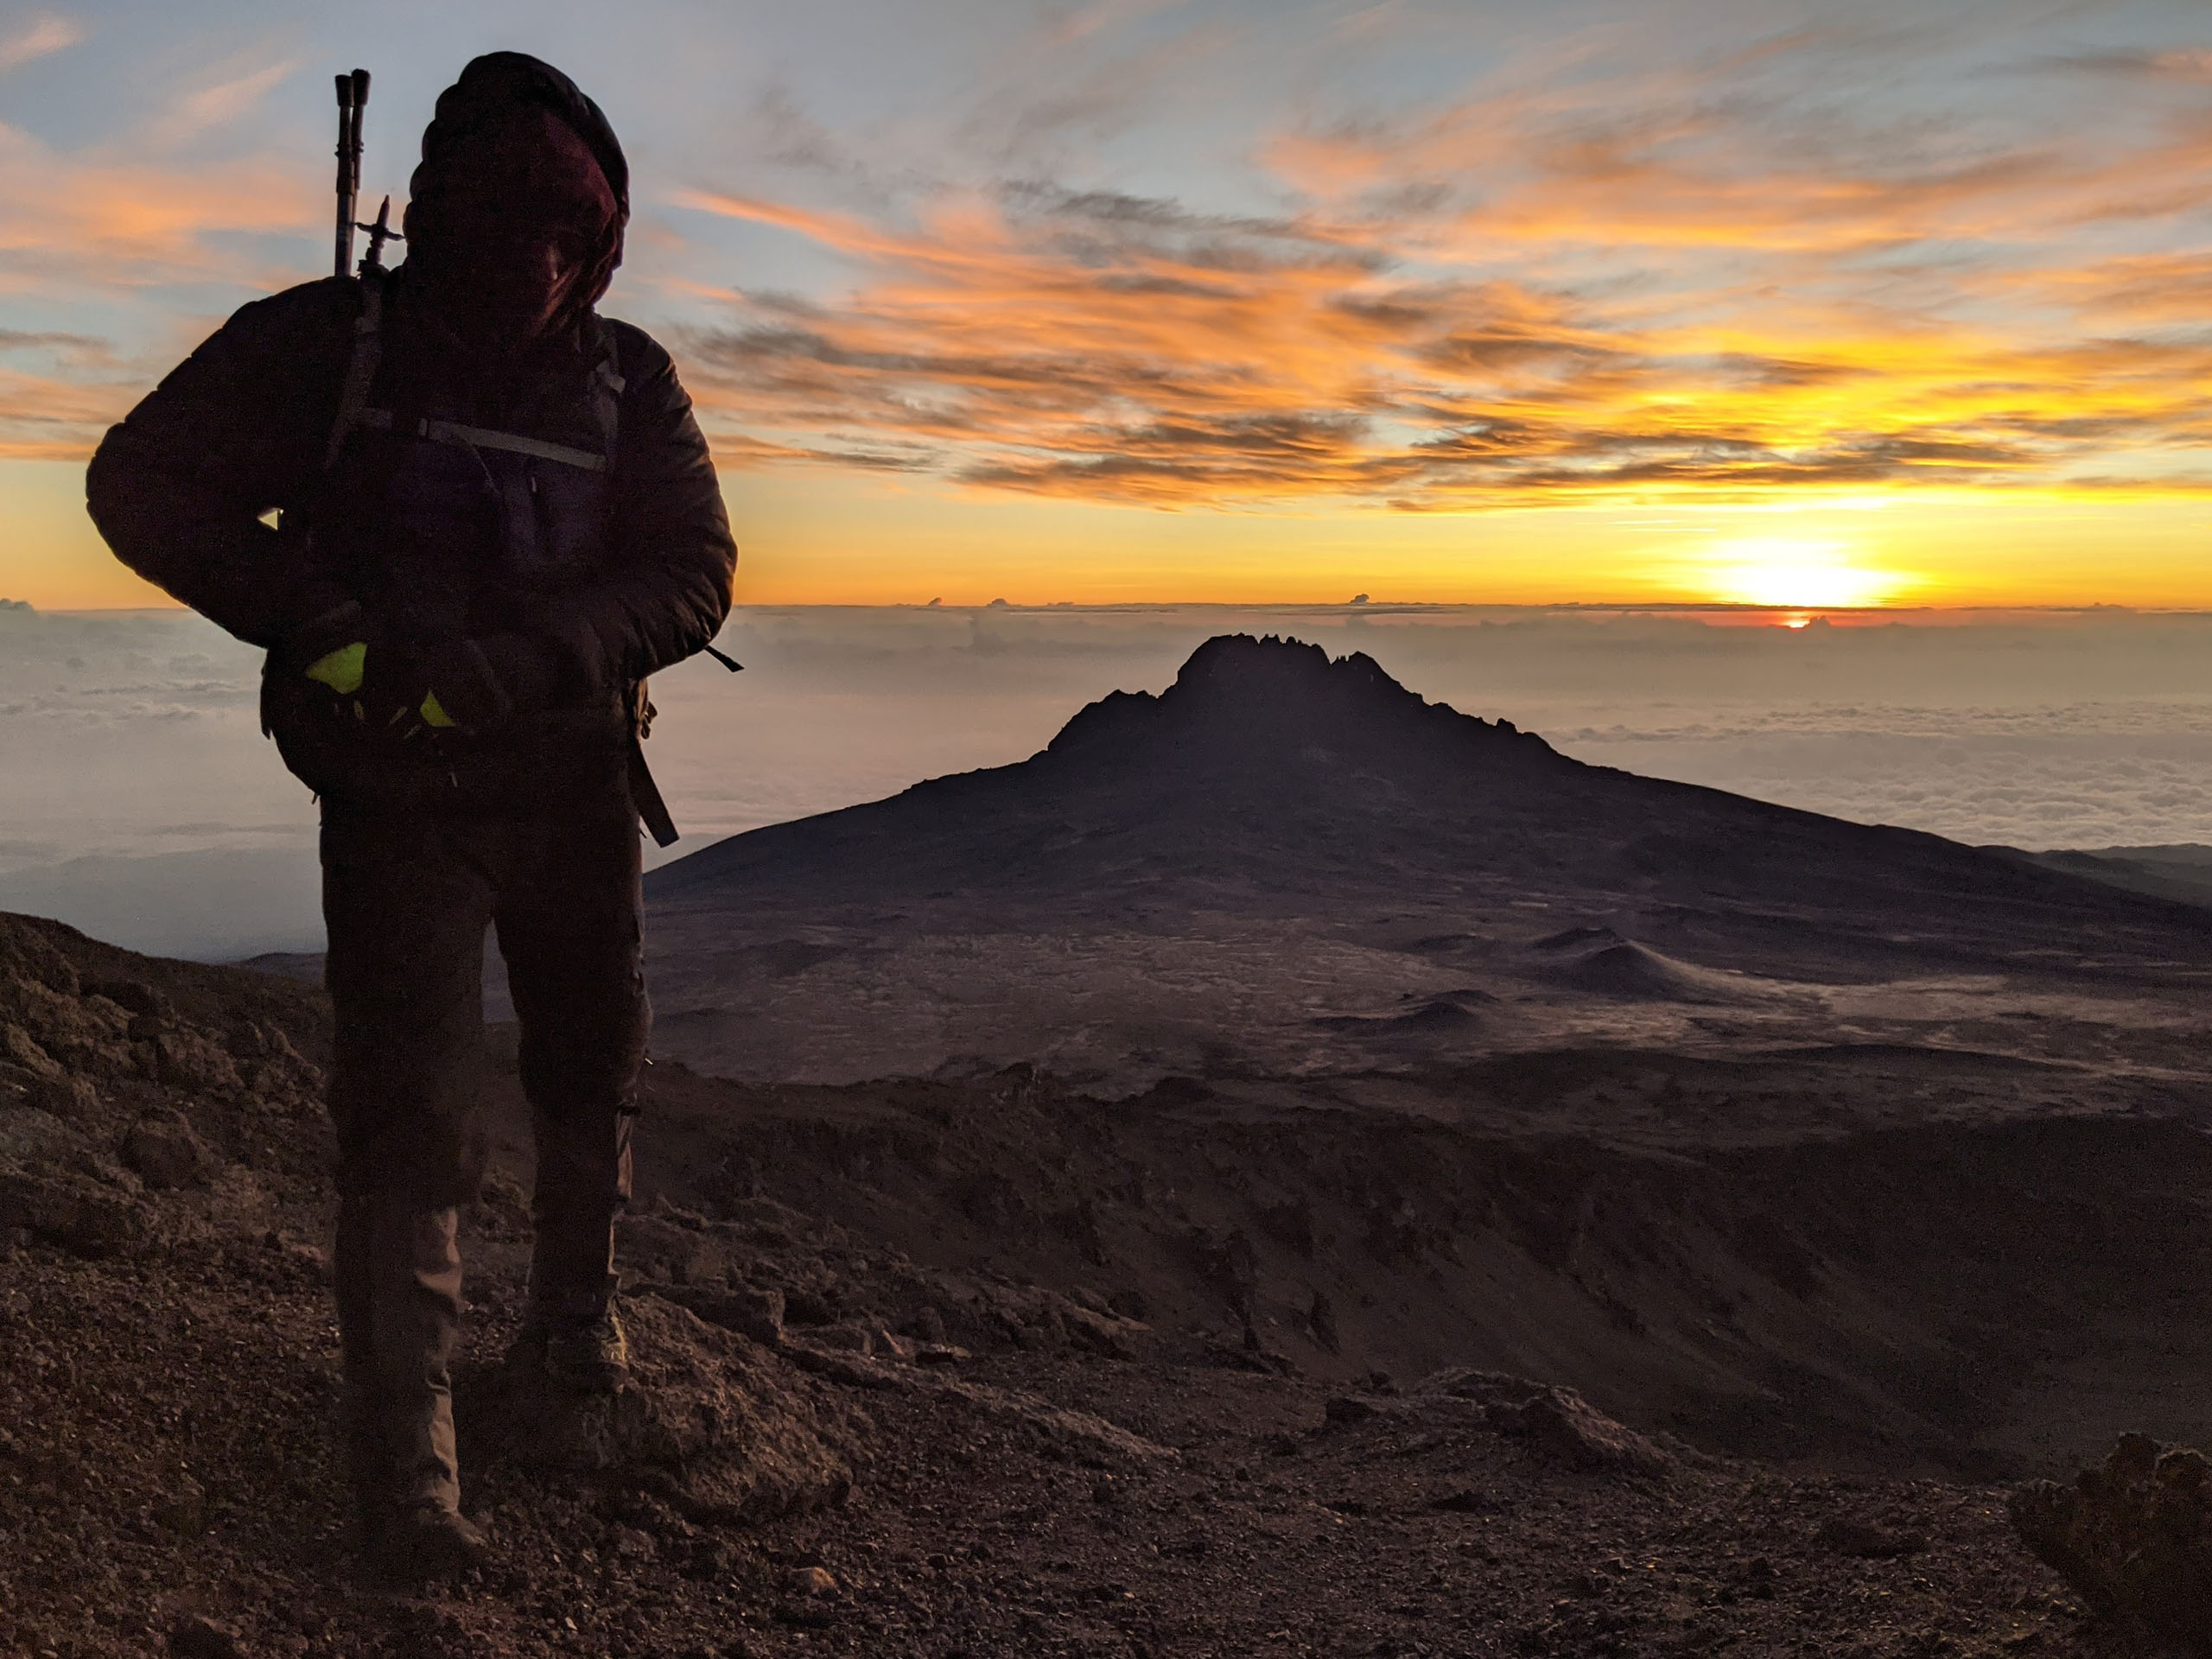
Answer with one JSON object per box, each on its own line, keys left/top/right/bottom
{"left": 402, "top": 54, "right": 629, "bottom": 346}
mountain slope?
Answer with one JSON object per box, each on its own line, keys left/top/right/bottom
{"left": 642, "top": 635, "right": 2212, "bottom": 1095}
{"left": 2011, "top": 843, "right": 2212, "bottom": 910}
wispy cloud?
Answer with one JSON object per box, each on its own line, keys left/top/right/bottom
{"left": 0, "top": 363, "right": 136, "bottom": 460}
{"left": 671, "top": 169, "right": 2212, "bottom": 508}
{"left": 0, "top": 328, "right": 115, "bottom": 365}
{"left": 2045, "top": 47, "right": 2212, "bottom": 86}
{"left": 0, "top": 45, "right": 318, "bottom": 457}
{"left": 14, "top": 3, "right": 2212, "bottom": 523}
{"left": 157, "top": 59, "right": 297, "bottom": 143}
{"left": 0, "top": 13, "right": 81, "bottom": 73}
{"left": 0, "top": 35, "right": 318, "bottom": 308}
{"left": 641, "top": 12, "right": 2212, "bottom": 512}
{"left": 619, "top": 8, "right": 2212, "bottom": 506}
{"left": 0, "top": 117, "right": 314, "bottom": 289}
{"left": 0, "top": 329, "right": 126, "bottom": 457}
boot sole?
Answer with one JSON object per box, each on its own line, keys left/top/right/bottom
{"left": 373, "top": 1516, "right": 489, "bottom": 1584}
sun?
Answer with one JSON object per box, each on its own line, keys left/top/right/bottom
{"left": 1700, "top": 537, "right": 1910, "bottom": 608}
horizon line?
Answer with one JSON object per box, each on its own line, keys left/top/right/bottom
{"left": 11, "top": 599, "right": 2208, "bottom": 620}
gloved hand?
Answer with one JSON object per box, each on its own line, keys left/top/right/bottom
{"left": 284, "top": 606, "right": 438, "bottom": 733}
{"left": 354, "top": 628, "right": 437, "bottom": 732}
{"left": 283, "top": 605, "right": 559, "bottom": 737}
{"left": 412, "top": 633, "right": 563, "bottom": 734}
{"left": 283, "top": 601, "right": 372, "bottom": 694}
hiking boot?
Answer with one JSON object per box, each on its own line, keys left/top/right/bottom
{"left": 376, "top": 1501, "right": 489, "bottom": 1583}
{"left": 512, "top": 1305, "right": 629, "bottom": 1393}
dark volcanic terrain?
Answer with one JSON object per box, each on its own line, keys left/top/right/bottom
{"left": 644, "top": 634, "right": 2212, "bottom": 1103}
{"left": 8, "top": 634, "right": 2212, "bottom": 1656}
{"left": 632, "top": 640, "right": 2212, "bottom": 1468}
{"left": 0, "top": 913, "right": 2160, "bottom": 1659}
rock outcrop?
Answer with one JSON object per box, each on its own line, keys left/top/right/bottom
{"left": 0, "top": 1105, "right": 147, "bottom": 1255}
{"left": 464, "top": 1294, "right": 860, "bottom": 1525}
{"left": 2012, "top": 1432, "right": 2212, "bottom": 1653}
{"left": 1322, "top": 1368, "right": 1675, "bottom": 1478}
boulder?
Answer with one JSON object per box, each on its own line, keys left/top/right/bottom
{"left": 1064, "top": 1302, "right": 1145, "bottom": 1360}
{"left": 622, "top": 1209, "right": 732, "bottom": 1287}
{"left": 2012, "top": 1433, "right": 2212, "bottom": 1653}
{"left": 463, "top": 1292, "right": 856, "bottom": 1524}
{"left": 0, "top": 926, "right": 78, "bottom": 997}
{"left": 121, "top": 1108, "right": 219, "bottom": 1190}
{"left": 149, "top": 1028, "right": 243, "bottom": 1095}
{"left": 1325, "top": 1369, "right": 1673, "bottom": 1478}
{"left": 22, "top": 1071, "right": 100, "bottom": 1120}
{"left": 641, "top": 1281, "right": 787, "bottom": 1347}
{"left": 0, "top": 1105, "right": 97, "bottom": 1165}
{"left": 82, "top": 978, "right": 170, "bottom": 1020}
{"left": 1, "top": 1022, "right": 60, "bottom": 1080}
{"left": 0, "top": 1107, "right": 148, "bottom": 1255}
{"left": 2, "top": 976, "right": 134, "bottom": 1074}
{"left": 1496, "top": 1386, "right": 1673, "bottom": 1477}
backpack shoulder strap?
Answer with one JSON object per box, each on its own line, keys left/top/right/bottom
{"left": 589, "top": 326, "right": 624, "bottom": 470}
{"left": 594, "top": 325, "right": 669, "bottom": 842}
{"left": 321, "top": 271, "right": 385, "bottom": 472}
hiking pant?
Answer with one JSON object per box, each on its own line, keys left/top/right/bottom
{"left": 323, "top": 794, "right": 646, "bottom": 1513}
{"left": 322, "top": 791, "right": 647, "bottom": 1332}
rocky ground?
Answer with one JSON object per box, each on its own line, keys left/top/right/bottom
{"left": 1, "top": 909, "right": 2203, "bottom": 1658}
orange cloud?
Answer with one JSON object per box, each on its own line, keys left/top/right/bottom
{"left": 671, "top": 150, "right": 2212, "bottom": 510}
{"left": 0, "top": 57, "right": 325, "bottom": 462}
{"left": 15, "top": 9, "right": 2212, "bottom": 530}
{"left": 0, "top": 364, "right": 137, "bottom": 461}
{"left": 0, "top": 121, "right": 315, "bottom": 292}
{"left": 645, "top": 16, "right": 2212, "bottom": 513}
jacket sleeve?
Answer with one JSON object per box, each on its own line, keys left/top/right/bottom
{"left": 527, "top": 323, "right": 738, "bottom": 691}
{"left": 84, "top": 280, "right": 356, "bottom": 651}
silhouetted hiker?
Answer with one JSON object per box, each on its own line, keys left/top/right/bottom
{"left": 86, "top": 54, "right": 736, "bottom": 1580}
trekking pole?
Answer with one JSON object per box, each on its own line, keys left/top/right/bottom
{"left": 358, "top": 194, "right": 403, "bottom": 273}
{"left": 333, "top": 68, "right": 368, "bottom": 277}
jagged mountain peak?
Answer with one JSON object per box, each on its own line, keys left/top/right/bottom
{"left": 1045, "top": 632, "right": 1554, "bottom": 772}
{"left": 653, "top": 629, "right": 2192, "bottom": 958}
{"left": 1170, "top": 633, "right": 1417, "bottom": 715}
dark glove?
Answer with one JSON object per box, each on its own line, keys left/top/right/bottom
{"left": 283, "top": 604, "right": 560, "bottom": 737}
{"left": 415, "top": 633, "right": 563, "bottom": 734}
{"left": 282, "top": 602, "right": 434, "bottom": 723}
{"left": 356, "top": 626, "right": 435, "bottom": 730}
{"left": 281, "top": 600, "right": 371, "bottom": 690}
{"left": 285, "top": 607, "right": 434, "bottom": 732}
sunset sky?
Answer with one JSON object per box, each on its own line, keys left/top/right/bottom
{"left": 3, "top": 0, "right": 2210, "bottom": 610}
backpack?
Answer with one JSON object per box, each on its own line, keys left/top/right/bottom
{"left": 267, "top": 270, "right": 679, "bottom": 843}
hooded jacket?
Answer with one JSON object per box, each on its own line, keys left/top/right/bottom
{"left": 86, "top": 54, "right": 735, "bottom": 811}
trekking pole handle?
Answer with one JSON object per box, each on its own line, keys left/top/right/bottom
{"left": 333, "top": 69, "right": 369, "bottom": 278}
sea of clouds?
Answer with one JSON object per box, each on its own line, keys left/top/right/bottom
{"left": 5, "top": 601, "right": 2211, "bottom": 959}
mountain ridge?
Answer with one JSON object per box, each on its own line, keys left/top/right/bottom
{"left": 654, "top": 632, "right": 2160, "bottom": 931}
{"left": 639, "top": 634, "right": 2212, "bottom": 1092}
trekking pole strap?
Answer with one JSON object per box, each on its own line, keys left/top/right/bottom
{"left": 628, "top": 739, "right": 680, "bottom": 848}
{"left": 323, "top": 274, "right": 385, "bottom": 471}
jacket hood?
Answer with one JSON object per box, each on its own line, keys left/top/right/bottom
{"left": 406, "top": 52, "right": 630, "bottom": 318}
